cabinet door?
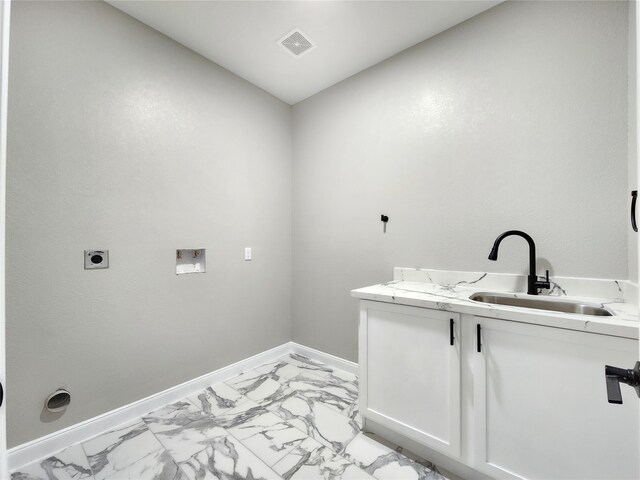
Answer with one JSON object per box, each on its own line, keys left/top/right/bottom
{"left": 473, "top": 316, "right": 639, "bottom": 480}
{"left": 359, "top": 301, "right": 461, "bottom": 457}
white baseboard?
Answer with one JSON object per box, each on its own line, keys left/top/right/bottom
{"left": 290, "top": 342, "right": 358, "bottom": 375}
{"left": 7, "top": 342, "right": 357, "bottom": 471}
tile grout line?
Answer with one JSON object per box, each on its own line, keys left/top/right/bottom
{"left": 138, "top": 414, "right": 192, "bottom": 480}
{"left": 254, "top": 355, "right": 363, "bottom": 452}
{"left": 216, "top": 376, "right": 304, "bottom": 475}
{"left": 155, "top": 395, "right": 286, "bottom": 480}
{"left": 223, "top": 355, "right": 367, "bottom": 478}
{"left": 150, "top": 387, "right": 284, "bottom": 480}
{"left": 231, "top": 410, "right": 306, "bottom": 469}
{"left": 85, "top": 420, "right": 166, "bottom": 480}
{"left": 145, "top": 416, "right": 217, "bottom": 480}
{"left": 78, "top": 441, "right": 96, "bottom": 480}
{"left": 268, "top": 359, "right": 371, "bottom": 474}
{"left": 226, "top": 430, "right": 286, "bottom": 480}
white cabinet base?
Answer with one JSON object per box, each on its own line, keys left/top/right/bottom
{"left": 359, "top": 301, "right": 461, "bottom": 457}
{"left": 473, "top": 317, "right": 639, "bottom": 480}
{"left": 358, "top": 300, "right": 639, "bottom": 480}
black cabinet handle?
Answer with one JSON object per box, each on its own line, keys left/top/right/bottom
{"left": 449, "top": 318, "right": 454, "bottom": 346}
{"left": 0, "top": 381, "right": 3, "bottom": 408}
{"left": 477, "top": 324, "right": 482, "bottom": 353}
{"left": 632, "top": 191, "right": 638, "bottom": 232}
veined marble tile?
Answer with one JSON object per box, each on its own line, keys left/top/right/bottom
{"left": 102, "top": 449, "right": 186, "bottom": 480}
{"left": 10, "top": 444, "right": 93, "bottom": 480}
{"left": 344, "top": 433, "right": 446, "bottom": 480}
{"left": 224, "top": 369, "right": 291, "bottom": 406}
{"left": 226, "top": 407, "right": 307, "bottom": 466}
{"left": 83, "top": 420, "right": 164, "bottom": 480}
{"left": 211, "top": 398, "right": 270, "bottom": 429}
{"left": 177, "top": 434, "right": 282, "bottom": 480}
{"left": 142, "top": 401, "right": 227, "bottom": 464}
{"left": 273, "top": 437, "right": 374, "bottom": 480}
{"left": 268, "top": 390, "right": 360, "bottom": 454}
{"left": 187, "top": 382, "right": 249, "bottom": 417}
{"left": 246, "top": 378, "right": 290, "bottom": 406}
{"left": 143, "top": 401, "right": 222, "bottom": 436}
{"left": 286, "top": 354, "right": 334, "bottom": 378}
{"left": 264, "top": 353, "right": 357, "bottom": 389}
{"left": 254, "top": 359, "right": 300, "bottom": 380}
{"left": 284, "top": 372, "right": 358, "bottom": 414}
{"left": 323, "top": 368, "right": 358, "bottom": 387}
{"left": 343, "top": 403, "right": 363, "bottom": 431}
{"left": 225, "top": 369, "right": 276, "bottom": 392}
{"left": 140, "top": 399, "right": 280, "bottom": 480}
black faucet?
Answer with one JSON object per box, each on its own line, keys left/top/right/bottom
{"left": 488, "top": 230, "right": 550, "bottom": 295}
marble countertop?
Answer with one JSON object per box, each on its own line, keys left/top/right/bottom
{"left": 351, "top": 268, "right": 639, "bottom": 339}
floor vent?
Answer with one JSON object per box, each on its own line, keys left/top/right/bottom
{"left": 279, "top": 29, "right": 315, "bottom": 58}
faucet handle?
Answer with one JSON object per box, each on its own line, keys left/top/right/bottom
{"left": 536, "top": 270, "right": 551, "bottom": 291}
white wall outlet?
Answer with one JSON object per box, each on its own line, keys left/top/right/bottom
{"left": 244, "top": 247, "right": 252, "bottom": 261}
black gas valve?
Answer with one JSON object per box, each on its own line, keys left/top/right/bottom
{"left": 605, "top": 362, "right": 640, "bottom": 404}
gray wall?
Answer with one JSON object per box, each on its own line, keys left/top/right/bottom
{"left": 292, "top": 0, "right": 630, "bottom": 361}
{"left": 6, "top": 1, "right": 292, "bottom": 447}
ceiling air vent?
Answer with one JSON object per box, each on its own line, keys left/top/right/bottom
{"left": 279, "top": 28, "right": 315, "bottom": 58}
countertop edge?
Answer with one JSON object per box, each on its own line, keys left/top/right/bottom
{"left": 351, "top": 285, "right": 639, "bottom": 340}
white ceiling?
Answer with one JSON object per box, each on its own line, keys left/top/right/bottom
{"left": 107, "top": 0, "right": 501, "bottom": 105}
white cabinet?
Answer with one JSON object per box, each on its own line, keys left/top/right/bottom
{"left": 358, "top": 301, "right": 461, "bottom": 457}
{"left": 358, "top": 300, "right": 639, "bottom": 480}
{"left": 473, "top": 316, "right": 639, "bottom": 480}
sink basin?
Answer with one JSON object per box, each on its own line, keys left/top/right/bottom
{"left": 469, "top": 292, "right": 613, "bottom": 316}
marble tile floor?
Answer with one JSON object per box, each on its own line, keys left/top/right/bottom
{"left": 11, "top": 353, "right": 448, "bottom": 480}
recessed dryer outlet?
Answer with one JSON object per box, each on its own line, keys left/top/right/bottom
{"left": 85, "top": 250, "right": 108, "bottom": 269}
{"left": 176, "top": 249, "right": 206, "bottom": 274}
